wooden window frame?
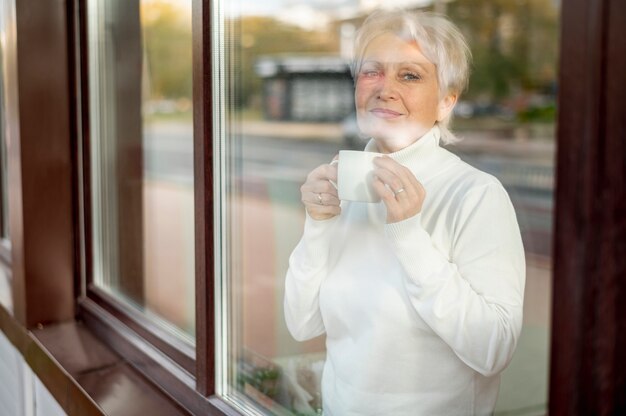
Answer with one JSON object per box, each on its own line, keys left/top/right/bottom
{"left": 72, "top": 0, "right": 228, "bottom": 414}
{"left": 549, "top": 0, "right": 626, "bottom": 413}
{"left": 75, "top": 0, "right": 196, "bottom": 375}
{"left": 0, "top": 0, "right": 624, "bottom": 414}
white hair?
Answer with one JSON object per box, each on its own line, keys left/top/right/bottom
{"left": 352, "top": 9, "right": 472, "bottom": 144}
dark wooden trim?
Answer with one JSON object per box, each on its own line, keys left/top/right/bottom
{"left": 76, "top": 0, "right": 94, "bottom": 295}
{"left": 87, "top": 285, "right": 195, "bottom": 373}
{"left": 193, "top": 0, "right": 216, "bottom": 397}
{"left": 604, "top": 1, "right": 626, "bottom": 412}
{"left": 111, "top": 0, "right": 145, "bottom": 304}
{"left": 75, "top": 0, "right": 198, "bottom": 380}
{"left": 0, "top": 304, "right": 104, "bottom": 416}
{"left": 67, "top": 0, "right": 83, "bottom": 316}
{"left": 550, "top": 0, "right": 626, "bottom": 414}
{"left": 9, "top": 0, "right": 75, "bottom": 327}
{"left": 79, "top": 298, "right": 233, "bottom": 415}
{"left": 2, "top": 301, "right": 203, "bottom": 416}
{"left": 73, "top": 0, "right": 221, "bottom": 403}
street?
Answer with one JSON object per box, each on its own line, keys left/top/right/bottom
{"left": 144, "top": 123, "right": 554, "bottom": 259}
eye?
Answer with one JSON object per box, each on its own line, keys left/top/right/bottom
{"left": 361, "top": 69, "right": 381, "bottom": 78}
{"left": 400, "top": 71, "right": 422, "bottom": 81}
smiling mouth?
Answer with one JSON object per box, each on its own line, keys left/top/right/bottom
{"left": 369, "top": 108, "right": 404, "bottom": 119}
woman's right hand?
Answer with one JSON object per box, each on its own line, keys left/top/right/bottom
{"left": 300, "top": 160, "right": 340, "bottom": 221}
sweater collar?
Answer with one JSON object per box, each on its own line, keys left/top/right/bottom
{"left": 363, "top": 125, "right": 449, "bottom": 182}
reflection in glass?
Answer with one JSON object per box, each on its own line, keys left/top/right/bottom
{"left": 217, "top": 1, "right": 557, "bottom": 415}
{"left": 87, "top": 0, "right": 195, "bottom": 341}
{"left": 0, "top": 34, "right": 9, "bottom": 240}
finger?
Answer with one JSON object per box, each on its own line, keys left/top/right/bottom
{"left": 328, "top": 156, "right": 339, "bottom": 189}
{"left": 320, "top": 193, "right": 340, "bottom": 206}
{"left": 372, "top": 176, "right": 400, "bottom": 208}
{"left": 307, "top": 163, "right": 338, "bottom": 182}
{"left": 328, "top": 162, "right": 338, "bottom": 183}
{"left": 373, "top": 168, "right": 406, "bottom": 195}
{"left": 301, "top": 180, "right": 338, "bottom": 196}
{"left": 374, "top": 157, "right": 423, "bottom": 195}
{"left": 374, "top": 156, "right": 415, "bottom": 183}
{"left": 304, "top": 202, "right": 341, "bottom": 218}
{"left": 305, "top": 201, "right": 341, "bottom": 212}
{"left": 302, "top": 191, "right": 340, "bottom": 206}
{"left": 391, "top": 188, "right": 409, "bottom": 202}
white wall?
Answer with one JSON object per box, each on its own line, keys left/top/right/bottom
{"left": 0, "top": 331, "right": 66, "bottom": 416}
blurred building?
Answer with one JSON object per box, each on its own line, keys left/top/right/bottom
{"left": 255, "top": 55, "right": 354, "bottom": 122}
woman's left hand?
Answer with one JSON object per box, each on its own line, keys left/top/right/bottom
{"left": 373, "top": 156, "right": 426, "bottom": 223}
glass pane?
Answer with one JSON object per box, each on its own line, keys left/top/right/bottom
{"left": 446, "top": 3, "right": 557, "bottom": 414}
{"left": 217, "top": 1, "right": 557, "bottom": 415}
{"left": 0, "top": 20, "right": 9, "bottom": 240}
{"left": 87, "top": 0, "right": 195, "bottom": 342}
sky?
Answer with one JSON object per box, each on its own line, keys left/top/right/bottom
{"left": 233, "top": 0, "right": 434, "bottom": 29}
{"left": 237, "top": 0, "right": 356, "bottom": 16}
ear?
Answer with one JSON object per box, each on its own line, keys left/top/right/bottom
{"left": 437, "top": 94, "right": 458, "bottom": 122}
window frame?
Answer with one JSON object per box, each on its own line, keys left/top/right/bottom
{"left": 549, "top": 0, "right": 626, "bottom": 413}
{"left": 72, "top": 0, "right": 226, "bottom": 413}
{"left": 76, "top": 0, "right": 200, "bottom": 368}
{"left": 0, "top": 0, "right": 623, "bottom": 415}
{"left": 75, "top": 0, "right": 198, "bottom": 368}
{"left": 0, "top": 6, "right": 11, "bottom": 268}
{"left": 71, "top": 0, "right": 229, "bottom": 413}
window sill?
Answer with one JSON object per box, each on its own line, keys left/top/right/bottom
{"left": 0, "top": 304, "right": 190, "bottom": 415}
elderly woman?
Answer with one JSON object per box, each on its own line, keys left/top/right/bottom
{"left": 284, "top": 9, "right": 525, "bottom": 416}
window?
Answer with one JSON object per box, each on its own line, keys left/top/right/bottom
{"left": 2, "top": 0, "right": 625, "bottom": 415}
{"left": 446, "top": 2, "right": 557, "bottom": 413}
{"left": 0, "top": 0, "right": 14, "bottom": 313}
{"left": 0, "top": 50, "right": 9, "bottom": 239}
{"left": 214, "top": 2, "right": 346, "bottom": 413}
{"left": 0, "top": 16, "right": 9, "bottom": 242}
{"left": 215, "top": 1, "right": 558, "bottom": 415}
{"left": 85, "top": 0, "right": 195, "bottom": 346}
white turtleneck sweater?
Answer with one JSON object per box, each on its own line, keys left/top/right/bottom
{"left": 284, "top": 126, "right": 526, "bottom": 416}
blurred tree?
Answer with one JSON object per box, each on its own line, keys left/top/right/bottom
{"left": 137, "top": 0, "right": 558, "bottom": 114}
{"left": 141, "top": 1, "right": 192, "bottom": 102}
{"left": 228, "top": 16, "right": 338, "bottom": 109}
{"left": 447, "top": 0, "right": 558, "bottom": 103}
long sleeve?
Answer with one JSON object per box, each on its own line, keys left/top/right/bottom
{"left": 284, "top": 213, "right": 338, "bottom": 341}
{"left": 385, "top": 181, "right": 526, "bottom": 377}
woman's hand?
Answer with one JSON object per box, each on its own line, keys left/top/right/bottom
{"left": 373, "top": 156, "right": 426, "bottom": 223}
{"left": 300, "top": 159, "right": 340, "bottom": 221}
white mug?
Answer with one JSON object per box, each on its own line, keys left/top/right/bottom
{"left": 337, "top": 150, "right": 383, "bottom": 203}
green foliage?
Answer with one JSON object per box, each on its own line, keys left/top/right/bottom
{"left": 142, "top": 2, "right": 192, "bottom": 100}
{"left": 138, "top": 0, "right": 560, "bottom": 113}
{"left": 227, "top": 17, "right": 337, "bottom": 108}
{"left": 517, "top": 103, "right": 556, "bottom": 123}
{"left": 237, "top": 365, "right": 281, "bottom": 398}
{"left": 469, "top": 47, "right": 522, "bottom": 99}
{"left": 447, "top": 0, "right": 559, "bottom": 101}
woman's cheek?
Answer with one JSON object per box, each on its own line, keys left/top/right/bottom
{"left": 356, "top": 77, "right": 379, "bottom": 96}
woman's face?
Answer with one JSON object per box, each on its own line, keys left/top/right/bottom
{"left": 355, "top": 32, "right": 455, "bottom": 153}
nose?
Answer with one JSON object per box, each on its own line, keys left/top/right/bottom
{"left": 377, "top": 75, "right": 398, "bottom": 101}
